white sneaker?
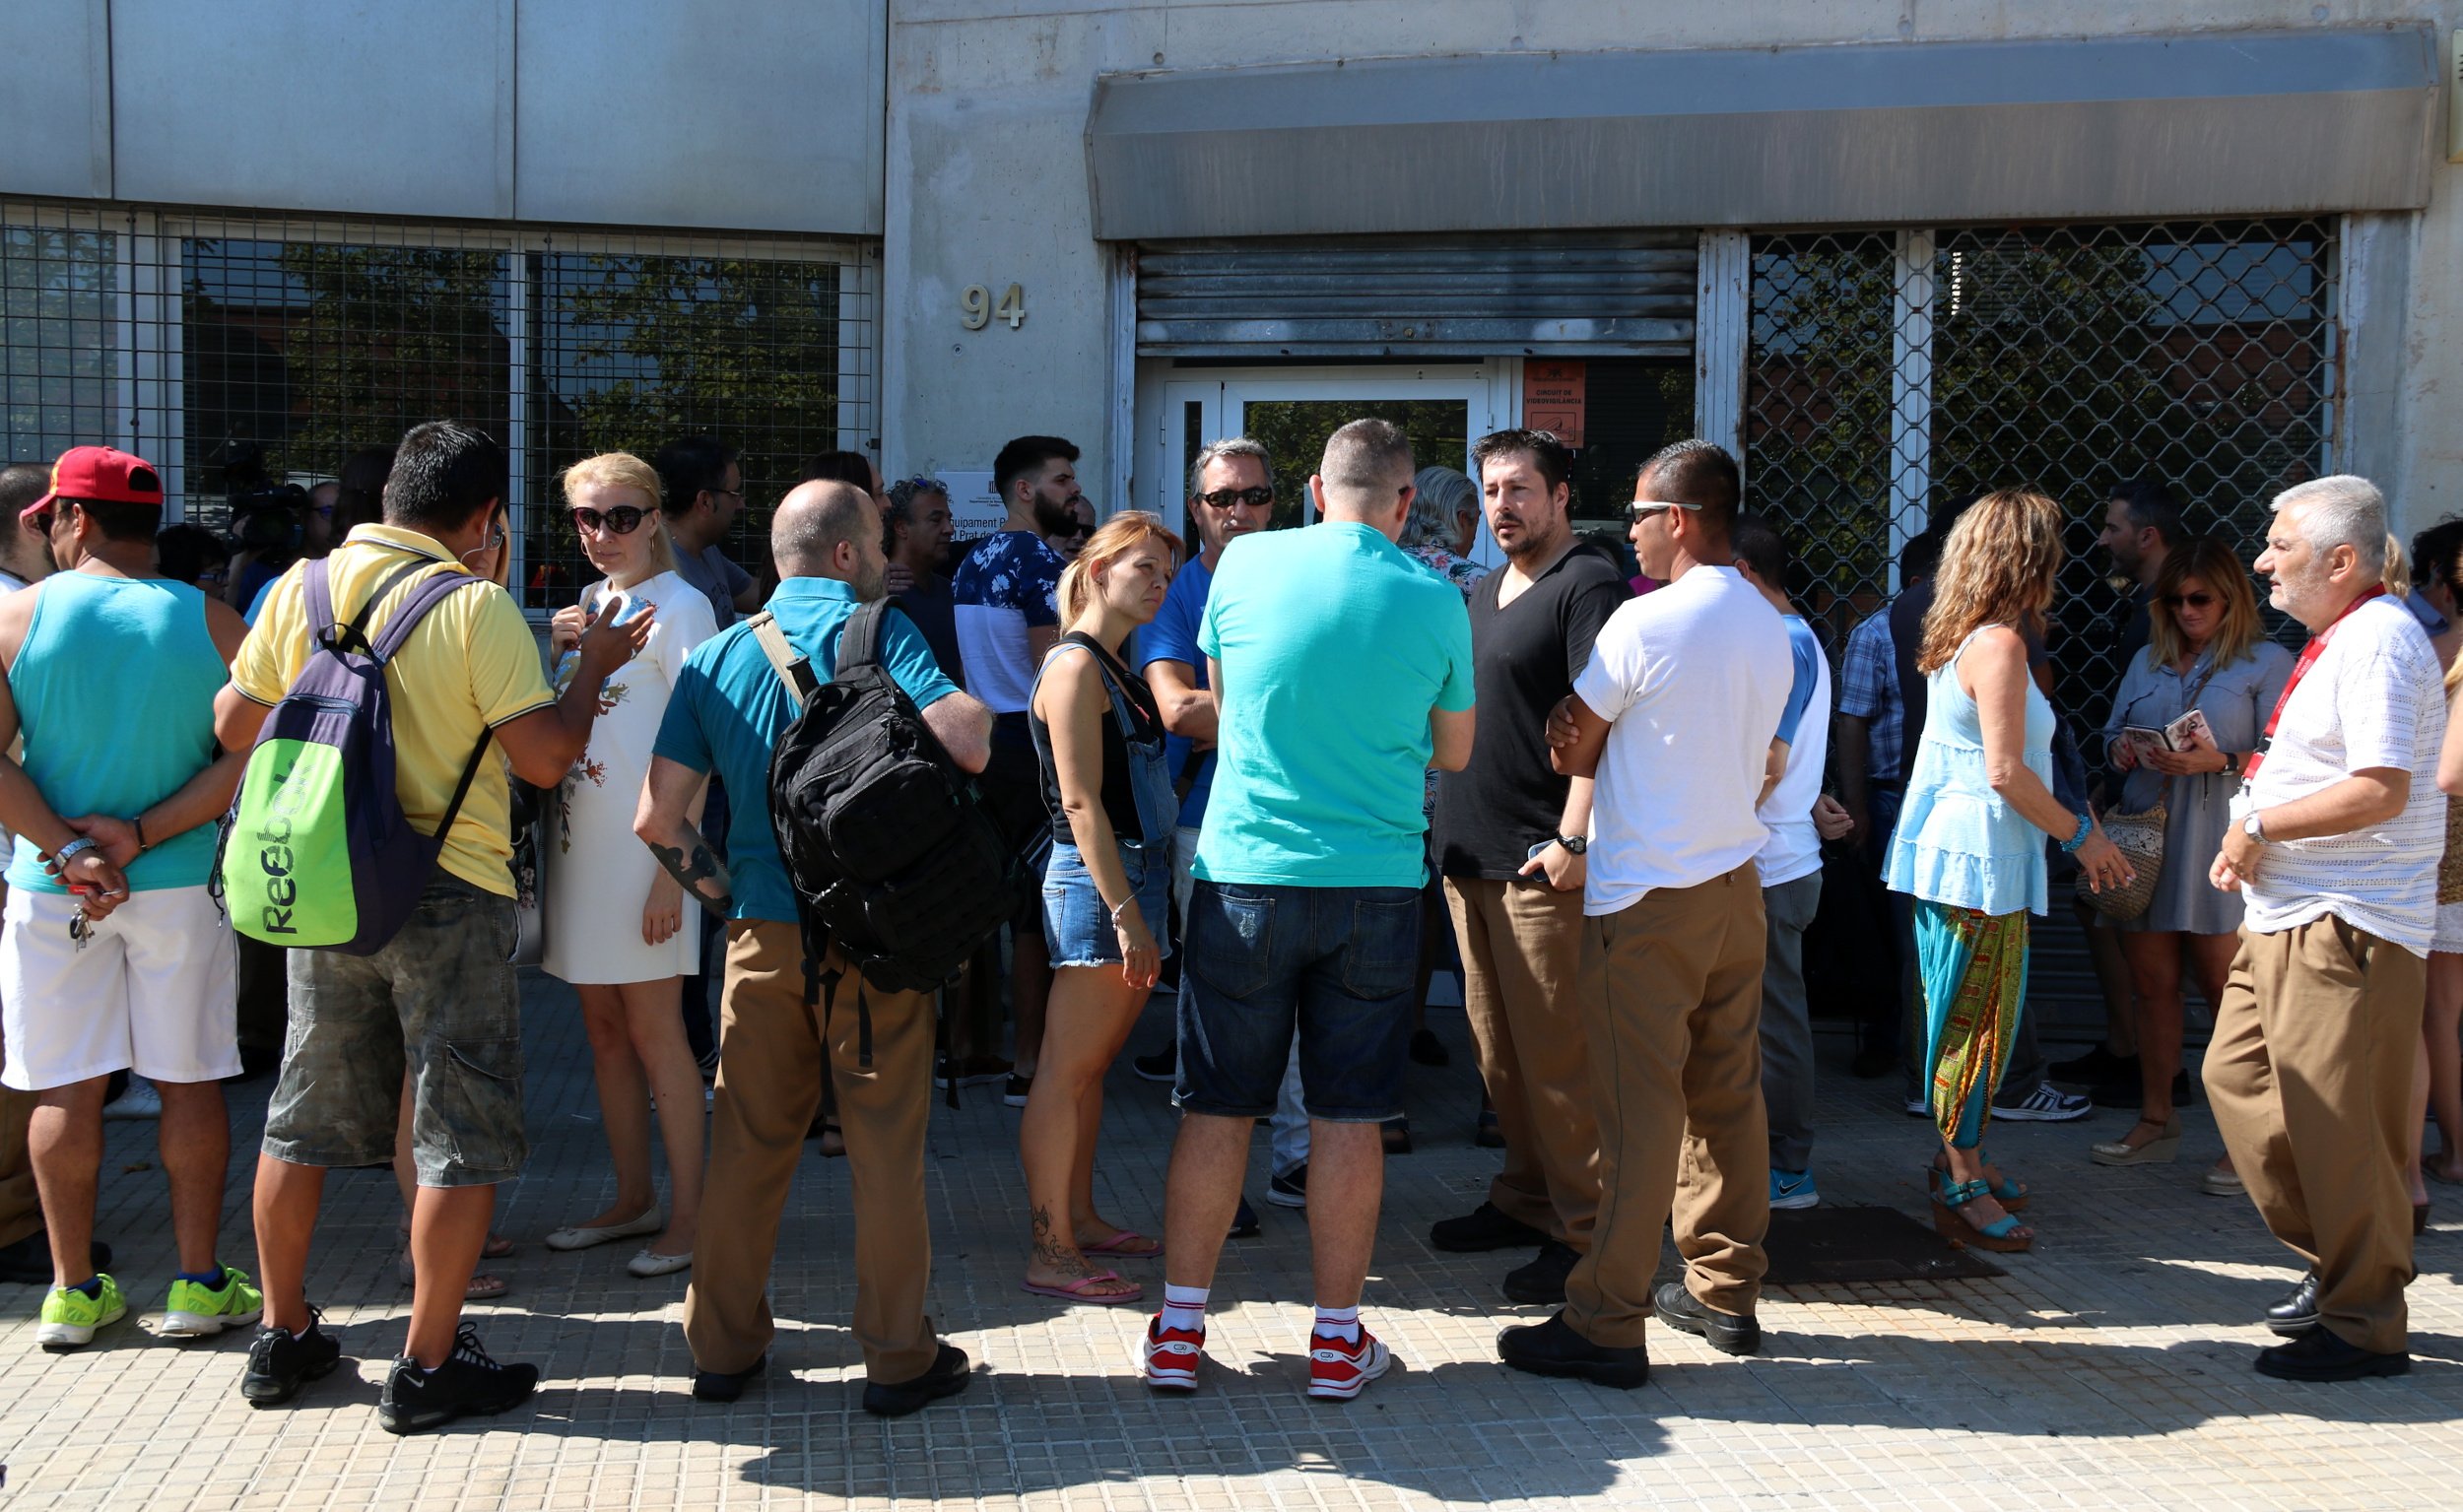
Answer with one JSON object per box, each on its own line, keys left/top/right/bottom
{"left": 101, "top": 1079, "right": 162, "bottom": 1121}
{"left": 1993, "top": 1082, "right": 2093, "bottom": 1123}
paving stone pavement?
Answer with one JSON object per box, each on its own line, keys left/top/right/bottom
{"left": 3, "top": 970, "right": 2458, "bottom": 1511}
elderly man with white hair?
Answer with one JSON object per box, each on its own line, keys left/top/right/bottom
{"left": 2208, "top": 474, "right": 2446, "bottom": 1382}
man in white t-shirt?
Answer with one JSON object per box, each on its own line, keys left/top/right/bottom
{"left": 2209, "top": 475, "right": 2444, "bottom": 1383}
{"left": 1731, "top": 514, "right": 1853, "bottom": 1213}
{"left": 1497, "top": 440, "right": 1790, "bottom": 1390}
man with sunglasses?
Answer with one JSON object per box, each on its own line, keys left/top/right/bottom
{"left": 655, "top": 436, "right": 761, "bottom": 630}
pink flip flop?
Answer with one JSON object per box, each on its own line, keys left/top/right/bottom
{"left": 1083, "top": 1230, "right": 1163, "bottom": 1259}
{"left": 1020, "top": 1270, "right": 1144, "bottom": 1305}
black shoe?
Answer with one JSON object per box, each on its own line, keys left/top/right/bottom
{"left": 1132, "top": 1043, "right": 1177, "bottom": 1084}
{"left": 2049, "top": 1044, "right": 2135, "bottom": 1085}
{"left": 1409, "top": 1027, "right": 1450, "bottom": 1068}
{"left": 692, "top": 1352, "right": 766, "bottom": 1403}
{"left": 1431, "top": 1202, "right": 1548, "bottom": 1254}
{"left": 2254, "top": 1324, "right": 2410, "bottom": 1382}
{"left": 1003, "top": 1074, "right": 1033, "bottom": 1108}
{"left": 1381, "top": 1118, "right": 1414, "bottom": 1155}
{"left": 1229, "top": 1196, "right": 1261, "bottom": 1240}
{"left": 239, "top": 1309, "right": 343, "bottom": 1406}
{"left": 1497, "top": 1310, "right": 1648, "bottom": 1390}
{"left": 2265, "top": 1271, "right": 2322, "bottom": 1336}
{"left": 1473, "top": 1108, "right": 1505, "bottom": 1149}
{"left": 1652, "top": 1281, "right": 1761, "bottom": 1355}
{"left": 1501, "top": 1241, "right": 1578, "bottom": 1306}
{"left": 1267, "top": 1164, "right": 1308, "bottom": 1209}
{"left": 0, "top": 1233, "right": 111, "bottom": 1286}
{"left": 861, "top": 1342, "right": 971, "bottom": 1416}
{"left": 375, "top": 1324, "right": 540, "bottom": 1435}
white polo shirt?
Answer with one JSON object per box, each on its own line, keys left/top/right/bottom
{"left": 1573, "top": 564, "right": 1792, "bottom": 916}
{"left": 2233, "top": 595, "right": 2447, "bottom": 955}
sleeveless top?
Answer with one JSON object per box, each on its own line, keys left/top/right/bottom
{"left": 1029, "top": 631, "right": 1168, "bottom": 845}
{"left": 5, "top": 572, "right": 228, "bottom": 892}
{"left": 1884, "top": 625, "right": 2056, "bottom": 917}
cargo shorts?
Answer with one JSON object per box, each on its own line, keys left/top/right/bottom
{"left": 262, "top": 875, "right": 527, "bottom": 1188}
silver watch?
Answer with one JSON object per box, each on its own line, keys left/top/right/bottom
{"left": 2241, "top": 812, "right": 2267, "bottom": 844}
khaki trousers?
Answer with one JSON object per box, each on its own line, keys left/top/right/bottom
{"left": 1564, "top": 864, "right": 1769, "bottom": 1346}
{"left": 1445, "top": 877, "right": 1600, "bottom": 1249}
{"left": 683, "top": 921, "right": 940, "bottom": 1384}
{"left": 2208, "top": 916, "right": 2424, "bottom": 1354}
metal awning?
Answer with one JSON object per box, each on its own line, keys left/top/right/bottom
{"left": 1087, "top": 28, "right": 2438, "bottom": 240}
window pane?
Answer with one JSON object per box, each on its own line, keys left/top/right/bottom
{"left": 2, "top": 224, "right": 117, "bottom": 466}
{"left": 1236, "top": 398, "right": 1466, "bottom": 532}
{"left": 530, "top": 251, "right": 842, "bottom": 610}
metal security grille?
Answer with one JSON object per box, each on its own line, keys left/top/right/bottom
{"left": 1747, "top": 219, "right": 2336, "bottom": 721}
{"left": 1, "top": 199, "right": 876, "bottom": 615}
{"left": 1137, "top": 234, "right": 1697, "bottom": 356}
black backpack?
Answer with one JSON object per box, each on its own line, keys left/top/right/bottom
{"left": 752, "top": 602, "right": 1025, "bottom": 1031}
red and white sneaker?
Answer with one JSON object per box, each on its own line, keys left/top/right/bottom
{"left": 1140, "top": 1314, "right": 1205, "bottom": 1392}
{"left": 1305, "top": 1326, "right": 1391, "bottom": 1400}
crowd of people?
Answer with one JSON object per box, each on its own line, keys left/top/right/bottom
{"left": 0, "top": 412, "right": 2450, "bottom": 1439}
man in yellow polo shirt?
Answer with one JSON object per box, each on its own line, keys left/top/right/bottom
{"left": 213, "top": 421, "right": 649, "bottom": 1434}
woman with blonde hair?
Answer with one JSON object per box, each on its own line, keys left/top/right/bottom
{"left": 1019, "top": 509, "right": 1182, "bottom": 1304}
{"left": 2093, "top": 538, "right": 2292, "bottom": 1180}
{"left": 1886, "top": 489, "right": 2133, "bottom": 1252}
{"left": 539, "top": 451, "right": 720, "bottom": 1276}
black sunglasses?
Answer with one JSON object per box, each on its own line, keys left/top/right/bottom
{"left": 572, "top": 505, "right": 648, "bottom": 536}
{"left": 2163, "top": 591, "right": 2217, "bottom": 609}
{"left": 1193, "top": 486, "right": 1274, "bottom": 511}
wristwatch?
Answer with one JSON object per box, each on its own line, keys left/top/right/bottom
{"left": 1555, "top": 833, "right": 1588, "bottom": 855}
{"left": 2241, "top": 812, "right": 2267, "bottom": 844}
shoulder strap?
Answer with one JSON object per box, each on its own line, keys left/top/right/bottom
{"left": 366, "top": 566, "right": 488, "bottom": 663}
{"left": 748, "top": 611, "right": 817, "bottom": 708}
{"left": 303, "top": 559, "right": 338, "bottom": 644}
{"left": 835, "top": 599, "right": 894, "bottom": 674}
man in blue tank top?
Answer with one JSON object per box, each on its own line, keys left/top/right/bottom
{"left": 0, "top": 446, "right": 258, "bottom": 1350}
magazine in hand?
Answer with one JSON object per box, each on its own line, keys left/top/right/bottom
{"left": 2115, "top": 707, "right": 2214, "bottom": 765}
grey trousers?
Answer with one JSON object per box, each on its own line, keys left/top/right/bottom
{"left": 1758, "top": 872, "right": 1824, "bottom": 1172}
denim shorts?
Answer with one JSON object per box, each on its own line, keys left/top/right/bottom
{"left": 1175, "top": 880, "right": 1421, "bottom": 1122}
{"left": 1043, "top": 838, "right": 1173, "bottom": 968}
{"left": 262, "top": 875, "right": 527, "bottom": 1188}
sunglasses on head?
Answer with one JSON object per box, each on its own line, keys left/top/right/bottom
{"left": 2163, "top": 591, "right": 2216, "bottom": 609}
{"left": 1194, "top": 486, "right": 1274, "bottom": 511}
{"left": 572, "top": 504, "right": 647, "bottom": 536}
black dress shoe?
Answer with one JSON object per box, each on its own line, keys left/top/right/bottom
{"left": 1473, "top": 1108, "right": 1505, "bottom": 1149}
{"left": 1497, "top": 1310, "right": 1648, "bottom": 1390}
{"left": 692, "top": 1351, "right": 766, "bottom": 1403}
{"left": 2254, "top": 1324, "right": 2410, "bottom": 1382}
{"left": 1501, "top": 1241, "right": 1578, "bottom": 1306}
{"left": 1431, "top": 1201, "right": 1547, "bottom": 1254}
{"left": 1651, "top": 1281, "right": 1761, "bottom": 1355}
{"left": 0, "top": 1233, "right": 111, "bottom": 1285}
{"left": 2050, "top": 1044, "right": 2135, "bottom": 1085}
{"left": 862, "top": 1342, "right": 971, "bottom": 1417}
{"left": 2265, "top": 1272, "right": 2321, "bottom": 1336}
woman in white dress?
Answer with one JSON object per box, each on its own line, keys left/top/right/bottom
{"left": 540, "top": 451, "right": 719, "bottom": 1277}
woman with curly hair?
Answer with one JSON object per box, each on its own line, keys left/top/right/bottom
{"left": 1886, "top": 489, "right": 2133, "bottom": 1251}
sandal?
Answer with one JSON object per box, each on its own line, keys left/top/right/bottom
{"left": 1930, "top": 1152, "right": 2029, "bottom": 1213}
{"left": 1020, "top": 1268, "right": 1143, "bottom": 1305}
{"left": 1083, "top": 1229, "right": 1163, "bottom": 1258}
{"left": 396, "top": 1252, "right": 513, "bottom": 1300}
{"left": 1930, "top": 1176, "right": 2034, "bottom": 1253}
{"left": 2090, "top": 1118, "right": 2181, "bottom": 1167}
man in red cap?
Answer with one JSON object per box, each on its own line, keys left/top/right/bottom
{"left": 0, "top": 446, "right": 258, "bottom": 1349}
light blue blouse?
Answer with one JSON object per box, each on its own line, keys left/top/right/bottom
{"left": 1885, "top": 627, "right": 2056, "bottom": 917}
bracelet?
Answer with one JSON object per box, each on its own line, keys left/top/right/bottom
{"left": 2059, "top": 812, "right": 2094, "bottom": 854}
{"left": 133, "top": 815, "right": 150, "bottom": 853}
{"left": 1109, "top": 897, "right": 1136, "bottom": 927}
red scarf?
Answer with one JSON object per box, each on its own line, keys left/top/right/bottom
{"left": 2242, "top": 590, "right": 2377, "bottom": 782}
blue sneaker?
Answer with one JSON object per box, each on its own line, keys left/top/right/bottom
{"left": 1769, "top": 1168, "right": 1821, "bottom": 1211}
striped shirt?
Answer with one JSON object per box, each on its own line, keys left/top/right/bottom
{"left": 2233, "top": 596, "right": 2448, "bottom": 955}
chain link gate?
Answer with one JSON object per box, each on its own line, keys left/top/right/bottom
{"left": 1745, "top": 218, "right": 2338, "bottom": 726}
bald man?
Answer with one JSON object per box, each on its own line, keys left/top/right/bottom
{"left": 639, "top": 480, "right": 993, "bottom": 1414}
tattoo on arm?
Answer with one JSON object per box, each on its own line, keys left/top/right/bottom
{"left": 648, "top": 839, "right": 735, "bottom": 912}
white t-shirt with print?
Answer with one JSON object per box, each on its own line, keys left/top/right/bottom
{"left": 1573, "top": 564, "right": 1792, "bottom": 916}
{"left": 2233, "top": 595, "right": 2447, "bottom": 954}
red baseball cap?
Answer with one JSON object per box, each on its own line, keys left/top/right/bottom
{"left": 25, "top": 446, "right": 165, "bottom": 522}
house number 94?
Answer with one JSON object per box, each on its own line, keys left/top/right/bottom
{"left": 961, "top": 284, "right": 1026, "bottom": 331}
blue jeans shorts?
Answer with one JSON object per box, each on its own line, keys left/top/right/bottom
{"left": 1043, "top": 838, "right": 1174, "bottom": 968}
{"left": 1174, "top": 880, "right": 1420, "bottom": 1123}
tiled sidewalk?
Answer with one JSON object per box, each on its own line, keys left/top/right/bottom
{"left": 2, "top": 971, "right": 2455, "bottom": 1511}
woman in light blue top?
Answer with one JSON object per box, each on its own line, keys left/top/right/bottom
{"left": 1886, "top": 490, "right": 2132, "bottom": 1252}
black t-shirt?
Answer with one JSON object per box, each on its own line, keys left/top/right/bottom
{"left": 1030, "top": 631, "right": 1165, "bottom": 842}
{"left": 1433, "top": 545, "right": 1632, "bottom": 879}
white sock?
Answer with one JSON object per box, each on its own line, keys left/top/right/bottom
{"left": 1161, "top": 1283, "right": 1208, "bottom": 1333}
{"left": 1313, "top": 1304, "right": 1361, "bottom": 1343}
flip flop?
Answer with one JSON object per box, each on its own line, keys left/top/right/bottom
{"left": 1020, "top": 1270, "right": 1143, "bottom": 1305}
{"left": 1084, "top": 1230, "right": 1163, "bottom": 1259}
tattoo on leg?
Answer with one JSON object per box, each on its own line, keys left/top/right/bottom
{"left": 1030, "top": 1204, "right": 1076, "bottom": 1271}
{"left": 647, "top": 839, "right": 734, "bottom": 911}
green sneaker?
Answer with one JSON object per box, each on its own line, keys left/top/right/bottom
{"left": 163, "top": 1267, "right": 265, "bottom": 1339}
{"left": 37, "top": 1274, "right": 128, "bottom": 1351}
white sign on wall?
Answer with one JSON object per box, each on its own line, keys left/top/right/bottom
{"left": 938, "top": 469, "right": 1007, "bottom": 546}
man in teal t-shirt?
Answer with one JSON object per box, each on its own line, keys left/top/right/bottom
{"left": 1141, "top": 419, "right": 1473, "bottom": 1404}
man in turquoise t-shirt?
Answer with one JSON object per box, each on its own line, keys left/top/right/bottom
{"left": 1140, "top": 419, "right": 1473, "bottom": 1404}
{"left": 638, "top": 480, "right": 992, "bottom": 1418}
